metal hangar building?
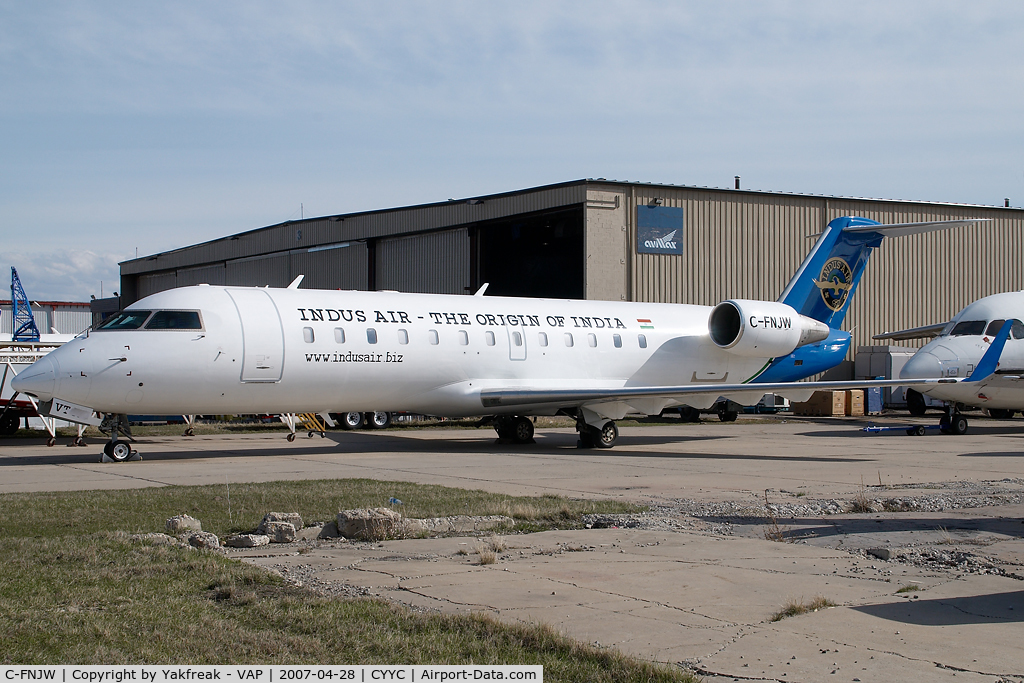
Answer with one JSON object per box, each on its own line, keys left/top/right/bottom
{"left": 117, "top": 179, "right": 1024, "bottom": 358}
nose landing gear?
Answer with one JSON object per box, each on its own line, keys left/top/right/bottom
{"left": 99, "top": 413, "right": 139, "bottom": 462}
{"left": 939, "top": 406, "right": 969, "bottom": 435}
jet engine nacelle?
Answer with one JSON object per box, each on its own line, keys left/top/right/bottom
{"left": 708, "top": 299, "right": 830, "bottom": 358}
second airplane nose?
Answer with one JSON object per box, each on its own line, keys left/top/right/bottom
{"left": 900, "top": 351, "right": 942, "bottom": 380}
{"left": 11, "top": 357, "right": 58, "bottom": 401}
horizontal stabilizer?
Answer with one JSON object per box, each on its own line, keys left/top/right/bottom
{"left": 873, "top": 322, "right": 947, "bottom": 341}
{"left": 844, "top": 218, "right": 990, "bottom": 238}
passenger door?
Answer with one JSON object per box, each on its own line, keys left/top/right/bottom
{"left": 228, "top": 289, "right": 285, "bottom": 382}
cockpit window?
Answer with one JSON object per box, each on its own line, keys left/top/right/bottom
{"left": 986, "top": 319, "right": 1007, "bottom": 336}
{"left": 949, "top": 320, "right": 986, "bottom": 336}
{"left": 96, "top": 311, "right": 153, "bottom": 330}
{"left": 145, "top": 310, "right": 203, "bottom": 330}
{"left": 1014, "top": 320, "right": 1024, "bottom": 340}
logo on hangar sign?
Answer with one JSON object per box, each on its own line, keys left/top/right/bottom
{"left": 814, "top": 257, "right": 853, "bottom": 311}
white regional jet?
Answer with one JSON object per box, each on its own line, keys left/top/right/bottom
{"left": 11, "top": 216, "right": 985, "bottom": 461}
{"left": 889, "top": 291, "right": 1024, "bottom": 433}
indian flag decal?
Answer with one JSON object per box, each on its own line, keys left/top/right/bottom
{"left": 637, "top": 318, "right": 654, "bottom": 329}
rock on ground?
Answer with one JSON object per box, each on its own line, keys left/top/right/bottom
{"left": 225, "top": 534, "right": 270, "bottom": 548}
{"left": 258, "top": 512, "right": 303, "bottom": 533}
{"left": 166, "top": 514, "right": 202, "bottom": 533}
{"left": 187, "top": 531, "right": 221, "bottom": 549}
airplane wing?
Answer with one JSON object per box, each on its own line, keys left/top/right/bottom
{"left": 872, "top": 322, "right": 947, "bottom": 341}
{"left": 479, "top": 377, "right": 957, "bottom": 409}
{"left": 482, "top": 323, "right": 1012, "bottom": 411}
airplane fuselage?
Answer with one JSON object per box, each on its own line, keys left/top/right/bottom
{"left": 901, "top": 291, "right": 1024, "bottom": 409}
{"left": 24, "top": 285, "right": 790, "bottom": 417}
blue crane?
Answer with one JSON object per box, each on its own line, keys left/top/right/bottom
{"left": 11, "top": 267, "right": 40, "bottom": 342}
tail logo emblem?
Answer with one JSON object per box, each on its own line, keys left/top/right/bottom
{"left": 814, "top": 257, "right": 853, "bottom": 311}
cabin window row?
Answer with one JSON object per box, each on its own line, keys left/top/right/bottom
{"left": 303, "top": 326, "right": 648, "bottom": 349}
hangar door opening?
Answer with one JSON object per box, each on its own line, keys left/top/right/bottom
{"left": 476, "top": 206, "right": 584, "bottom": 299}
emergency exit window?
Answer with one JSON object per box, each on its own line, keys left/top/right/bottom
{"left": 512, "top": 331, "right": 523, "bottom": 346}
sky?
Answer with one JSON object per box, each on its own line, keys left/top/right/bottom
{"left": 2, "top": 1, "right": 1023, "bottom": 302}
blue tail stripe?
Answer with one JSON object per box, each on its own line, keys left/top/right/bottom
{"left": 967, "top": 320, "right": 1012, "bottom": 381}
{"left": 778, "top": 216, "right": 884, "bottom": 328}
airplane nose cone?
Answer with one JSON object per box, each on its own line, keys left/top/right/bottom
{"left": 900, "top": 351, "right": 942, "bottom": 380}
{"left": 12, "top": 357, "right": 57, "bottom": 401}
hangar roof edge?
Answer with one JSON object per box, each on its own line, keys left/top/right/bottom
{"left": 120, "top": 178, "right": 1021, "bottom": 268}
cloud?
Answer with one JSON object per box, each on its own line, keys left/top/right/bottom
{"left": 4, "top": 250, "right": 121, "bottom": 302}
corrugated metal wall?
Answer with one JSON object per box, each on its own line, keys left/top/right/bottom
{"left": 291, "top": 243, "right": 367, "bottom": 290}
{"left": 377, "top": 229, "right": 470, "bottom": 294}
{"left": 614, "top": 184, "right": 1024, "bottom": 356}
{"left": 1, "top": 302, "right": 92, "bottom": 336}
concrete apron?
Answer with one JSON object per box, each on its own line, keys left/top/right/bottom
{"left": 233, "top": 520, "right": 1024, "bottom": 682}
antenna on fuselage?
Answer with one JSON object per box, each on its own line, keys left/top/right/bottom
{"left": 473, "top": 283, "right": 489, "bottom": 297}
{"left": 287, "top": 275, "right": 305, "bottom": 289}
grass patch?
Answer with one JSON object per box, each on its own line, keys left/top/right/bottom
{"left": 0, "top": 481, "right": 692, "bottom": 680}
{"left": 770, "top": 595, "right": 836, "bottom": 622}
{"left": 895, "top": 584, "right": 920, "bottom": 594}
{"left": 0, "top": 478, "right": 641, "bottom": 539}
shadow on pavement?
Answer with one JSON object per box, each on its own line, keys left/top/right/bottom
{"left": 852, "top": 590, "right": 1024, "bottom": 625}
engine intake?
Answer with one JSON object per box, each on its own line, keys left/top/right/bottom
{"left": 709, "top": 299, "right": 830, "bottom": 357}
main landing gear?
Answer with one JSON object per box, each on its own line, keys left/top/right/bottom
{"left": 494, "top": 415, "right": 535, "bottom": 444}
{"left": 576, "top": 417, "right": 618, "bottom": 449}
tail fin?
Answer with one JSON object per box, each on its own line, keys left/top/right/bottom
{"left": 778, "top": 217, "right": 986, "bottom": 329}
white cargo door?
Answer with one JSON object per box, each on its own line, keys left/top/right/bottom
{"left": 228, "top": 289, "right": 285, "bottom": 382}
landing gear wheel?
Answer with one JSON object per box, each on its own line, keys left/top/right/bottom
{"left": 678, "top": 406, "right": 701, "bottom": 423}
{"left": 339, "top": 411, "right": 364, "bottom": 430}
{"left": 46, "top": 437, "right": 56, "bottom": 447}
{"left": 593, "top": 421, "right": 619, "bottom": 449}
{"left": 287, "top": 432, "right": 296, "bottom": 442}
{"left": 367, "top": 411, "right": 392, "bottom": 429}
{"left": 717, "top": 409, "right": 738, "bottom": 422}
{"left": 988, "top": 408, "right": 1013, "bottom": 419}
{"left": 110, "top": 442, "right": 132, "bottom": 462}
{"left": 950, "top": 414, "right": 968, "bottom": 435}
{"left": 511, "top": 417, "right": 534, "bottom": 444}
{"left": 906, "top": 389, "right": 927, "bottom": 417}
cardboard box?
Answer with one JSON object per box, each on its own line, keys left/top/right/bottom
{"left": 845, "top": 389, "right": 865, "bottom": 416}
{"left": 793, "top": 390, "right": 846, "bottom": 417}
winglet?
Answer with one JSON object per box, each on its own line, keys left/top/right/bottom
{"left": 966, "top": 320, "right": 1013, "bottom": 381}
{"left": 288, "top": 275, "right": 305, "bottom": 289}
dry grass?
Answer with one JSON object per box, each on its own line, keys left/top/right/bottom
{"left": 762, "top": 490, "right": 791, "bottom": 543}
{"left": 0, "top": 485, "right": 694, "bottom": 681}
{"left": 475, "top": 535, "right": 506, "bottom": 564}
{"left": 895, "top": 584, "right": 921, "bottom": 594}
{"left": 770, "top": 595, "right": 837, "bottom": 622}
